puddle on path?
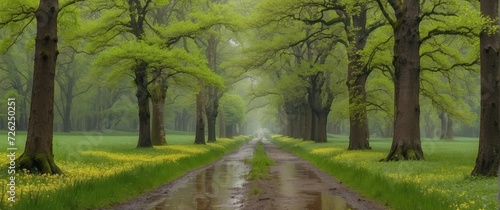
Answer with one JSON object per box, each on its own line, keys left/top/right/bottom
{"left": 141, "top": 139, "right": 356, "bottom": 210}
{"left": 272, "top": 162, "right": 355, "bottom": 210}
{"left": 146, "top": 141, "right": 255, "bottom": 210}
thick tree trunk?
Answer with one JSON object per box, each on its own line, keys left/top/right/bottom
{"left": 386, "top": 0, "right": 424, "bottom": 161}
{"left": 308, "top": 74, "right": 334, "bottom": 143}
{"left": 316, "top": 111, "right": 328, "bottom": 143}
{"left": 310, "top": 111, "right": 318, "bottom": 141}
{"left": 151, "top": 75, "right": 167, "bottom": 146}
{"left": 135, "top": 62, "right": 152, "bottom": 148}
{"left": 18, "top": 0, "right": 62, "bottom": 174}
{"left": 347, "top": 73, "right": 370, "bottom": 150}
{"left": 151, "top": 100, "right": 166, "bottom": 145}
{"left": 207, "top": 114, "right": 217, "bottom": 143}
{"left": 472, "top": 0, "right": 500, "bottom": 177}
{"left": 346, "top": 4, "right": 370, "bottom": 150}
{"left": 204, "top": 33, "right": 220, "bottom": 143}
{"left": 194, "top": 88, "right": 206, "bottom": 144}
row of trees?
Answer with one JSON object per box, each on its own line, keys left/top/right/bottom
{"left": 244, "top": 0, "right": 498, "bottom": 176}
{"left": 0, "top": 0, "right": 498, "bottom": 178}
{"left": 0, "top": 0, "right": 250, "bottom": 174}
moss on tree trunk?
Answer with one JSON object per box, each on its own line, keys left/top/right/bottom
{"left": 382, "top": 0, "right": 424, "bottom": 161}
{"left": 18, "top": 0, "right": 62, "bottom": 174}
{"left": 18, "top": 153, "right": 62, "bottom": 174}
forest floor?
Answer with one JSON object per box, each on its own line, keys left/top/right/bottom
{"left": 112, "top": 138, "right": 386, "bottom": 210}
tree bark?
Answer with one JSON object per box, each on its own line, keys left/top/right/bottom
{"left": 284, "top": 101, "right": 299, "bottom": 137}
{"left": 194, "top": 87, "right": 206, "bottom": 144}
{"left": 346, "top": 4, "right": 370, "bottom": 150}
{"left": 316, "top": 111, "right": 328, "bottom": 143}
{"left": 307, "top": 73, "right": 334, "bottom": 143}
{"left": 127, "top": 0, "right": 151, "bottom": 148}
{"left": 204, "top": 33, "right": 220, "bottom": 143}
{"left": 207, "top": 113, "right": 217, "bottom": 142}
{"left": 205, "top": 86, "right": 220, "bottom": 143}
{"left": 18, "top": 0, "right": 62, "bottom": 174}
{"left": 347, "top": 73, "right": 370, "bottom": 149}
{"left": 385, "top": 0, "right": 424, "bottom": 161}
{"left": 151, "top": 72, "right": 168, "bottom": 146}
{"left": 472, "top": 0, "right": 500, "bottom": 176}
{"left": 303, "top": 103, "right": 312, "bottom": 141}
{"left": 135, "top": 62, "right": 152, "bottom": 148}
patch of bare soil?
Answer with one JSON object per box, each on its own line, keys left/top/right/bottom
{"left": 241, "top": 139, "right": 387, "bottom": 210}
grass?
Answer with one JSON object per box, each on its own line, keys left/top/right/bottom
{"left": 245, "top": 140, "right": 275, "bottom": 180}
{"left": 0, "top": 130, "right": 249, "bottom": 210}
{"left": 245, "top": 140, "right": 275, "bottom": 196}
{"left": 271, "top": 135, "right": 497, "bottom": 210}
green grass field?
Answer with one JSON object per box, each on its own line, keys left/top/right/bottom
{"left": 271, "top": 135, "right": 496, "bottom": 210}
{"left": 0, "top": 131, "right": 249, "bottom": 210}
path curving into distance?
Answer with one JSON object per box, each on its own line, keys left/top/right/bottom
{"left": 110, "top": 138, "right": 386, "bottom": 210}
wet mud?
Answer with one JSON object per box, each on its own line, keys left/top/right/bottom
{"left": 111, "top": 139, "right": 386, "bottom": 210}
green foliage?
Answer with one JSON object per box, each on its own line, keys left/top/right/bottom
{"left": 220, "top": 93, "right": 246, "bottom": 125}
{"left": 92, "top": 40, "right": 224, "bottom": 88}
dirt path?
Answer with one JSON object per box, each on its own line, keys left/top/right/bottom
{"left": 109, "top": 138, "right": 386, "bottom": 210}
{"left": 242, "top": 139, "right": 386, "bottom": 210}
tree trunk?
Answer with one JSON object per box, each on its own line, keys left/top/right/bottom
{"left": 445, "top": 117, "right": 453, "bottom": 140}
{"left": 204, "top": 33, "right": 220, "bottom": 143}
{"left": 151, "top": 74, "right": 168, "bottom": 146}
{"left": 439, "top": 111, "right": 447, "bottom": 139}
{"left": 194, "top": 87, "right": 206, "bottom": 144}
{"left": 61, "top": 96, "right": 72, "bottom": 132}
{"left": 303, "top": 103, "right": 312, "bottom": 141}
{"left": 346, "top": 4, "right": 370, "bottom": 150}
{"left": 316, "top": 111, "right": 328, "bottom": 143}
{"left": 18, "top": 0, "right": 62, "bottom": 174}
{"left": 284, "top": 101, "right": 299, "bottom": 137}
{"left": 276, "top": 106, "right": 287, "bottom": 135}
{"left": 310, "top": 112, "right": 318, "bottom": 141}
{"left": 347, "top": 73, "right": 370, "bottom": 150}
{"left": 423, "top": 110, "right": 434, "bottom": 139}
{"left": 472, "top": 0, "right": 500, "bottom": 176}
{"left": 205, "top": 87, "right": 220, "bottom": 143}
{"left": 207, "top": 113, "right": 217, "bottom": 143}
{"left": 61, "top": 78, "right": 74, "bottom": 132}
{"left": 385, "top": 0, "right": 424, "bottom": 161}
{"left": 307, "top": 73, "right": 334, "bottom": 143}
{"left": 135, "top": 62, "right": 152, "bottom": 148}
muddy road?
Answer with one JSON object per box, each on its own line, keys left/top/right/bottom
{"left": 112, "top": 138, "right": 386, "bottom": 210}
